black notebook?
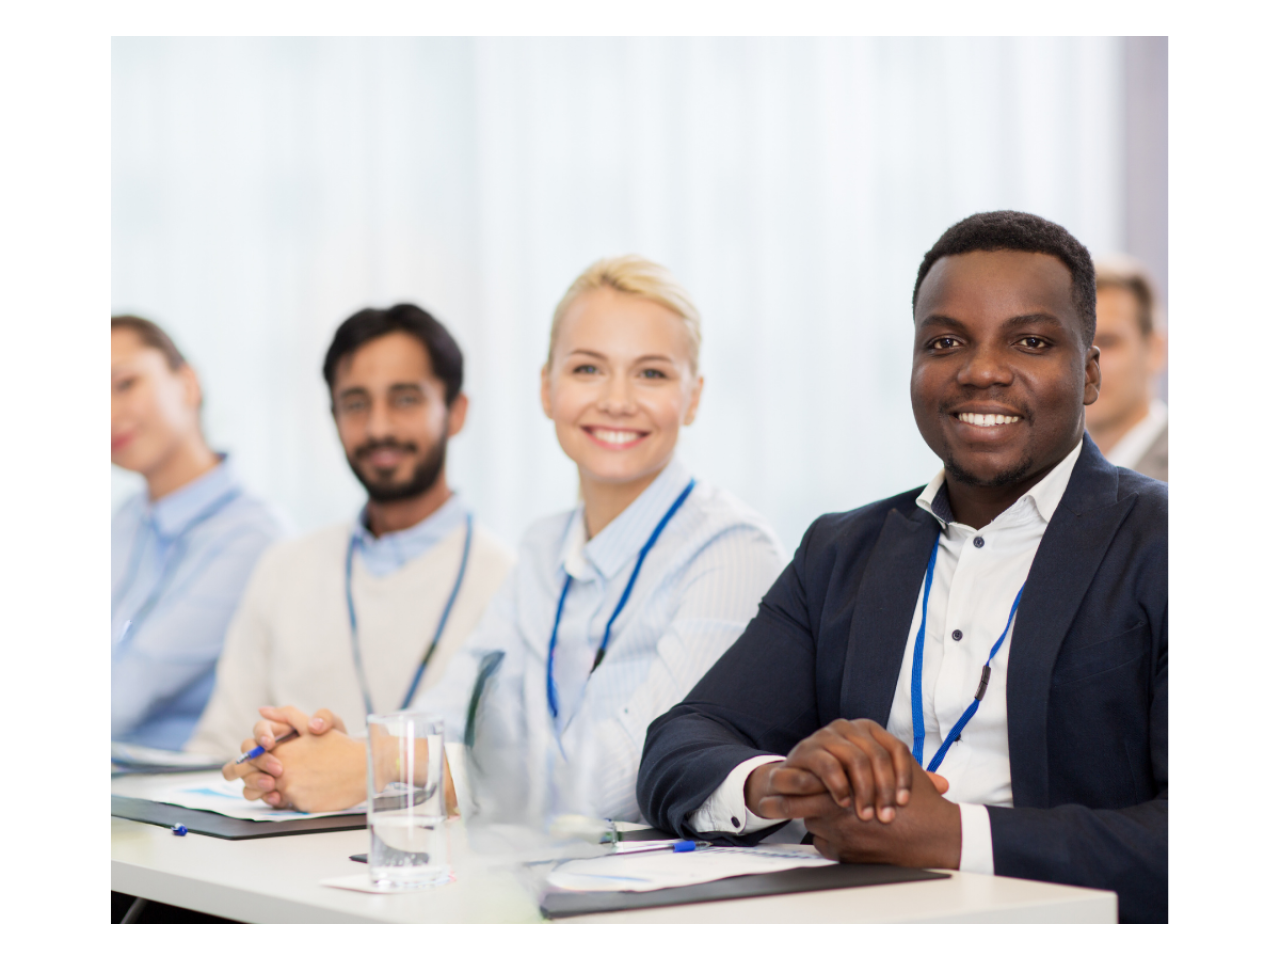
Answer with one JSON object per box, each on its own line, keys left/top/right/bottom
{"left": 541, "top": 861, "right": 947, "bottom": 919}
{"left": 111, "top": 795, "right": 367, "bottom": 840}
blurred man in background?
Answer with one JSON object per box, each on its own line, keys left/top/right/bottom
{"left": 187, "top": 304, "right": 515, "bottom": 757}
{"left": 112, "top": 316, "right": 285, "bottom": 750}
{"left": 1084, "top": 257, "right": 1167, "bottom": 481}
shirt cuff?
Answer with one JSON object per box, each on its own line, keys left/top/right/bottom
{"left": 956, "top": 802, "right": 994, "bottom": 875}
{"left": 687, "top": 755, "right": 788, "bottom": 835}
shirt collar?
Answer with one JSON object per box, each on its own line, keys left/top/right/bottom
{"left": 916, "top": 439, "right": 1085, "bottom": 531}
{"left": 147, "top": 455, "right": 240, "bottom": 540}
{"left": 352, "top": 493, "right": 468, "bottom": 574}
{"left": 1102, "top": 397, "right": 1168, "bottom": 470}
{"left": 558, "top": 458, "right": 695, "bottom": 582}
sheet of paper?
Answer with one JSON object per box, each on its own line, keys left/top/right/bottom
{"left": 320, "top": 872, "right": 454, "bottom": 894}
{"left": 545, "top": 843, "right": 834, "bottom": 893}
{"left": 152, "top": 773, "right": 366, "bottom": 822}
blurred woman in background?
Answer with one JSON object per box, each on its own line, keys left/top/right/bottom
{"left": 112, "top": 316, "right": 283, "bottom": 750}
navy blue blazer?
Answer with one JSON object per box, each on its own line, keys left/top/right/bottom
{"left": 637, "top": 437, "right": 1167, "bottom": 923}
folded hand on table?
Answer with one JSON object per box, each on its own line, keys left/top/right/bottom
{"left": 220, "top": 705, "right": 459, "bottom": 815}
{"left": 220, "top": 705, "right": 367, "bottom": 813}
{"left": 746, "top": 718, "right": 949, "bottom": 822}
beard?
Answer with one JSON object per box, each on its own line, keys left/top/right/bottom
{"left": 347, "top": 436, "right": 447, "bottom": 504}
{"left": 943, "top": 449, "right": 1036, "bottom": 489}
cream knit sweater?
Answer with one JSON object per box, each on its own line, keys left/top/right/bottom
{"left": 186, "top": 519, "right": 515, "bottom": 756}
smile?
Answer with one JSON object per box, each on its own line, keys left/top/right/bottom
{"left": 583, "top": 427, "right": 649, "bottom": 449}
{"left": 955, "top": 412, "right": 1022, "bottom": 427}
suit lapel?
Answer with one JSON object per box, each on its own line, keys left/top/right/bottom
{"left": 842, "top": 507, "right": 939, "bottom": 725}
{"left": 1006, "top": 437, "right": 1134, "bottom": 807}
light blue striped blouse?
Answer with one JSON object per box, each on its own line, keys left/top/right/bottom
{"left": 111, "top": 457, "right": 284, "bottom": 750}
{"left": 411, "top": 458, "right": 785, "bottom": 824}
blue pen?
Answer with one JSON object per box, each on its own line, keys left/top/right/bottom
{"left": 234, "top": 730, "right": 299, "bottom": 765}
{"left": 609, "top": 840, "right": 709, "bottom": 856}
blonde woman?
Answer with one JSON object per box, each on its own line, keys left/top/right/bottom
{"left": 224, "top": 256, "right": 784, "bottom": 823}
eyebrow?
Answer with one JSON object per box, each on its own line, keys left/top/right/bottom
{"left": 918, "top": 312, "right": 1067, "bottom": 330}
{"left": 567, "top": 349, "right": 677, "bottom": 364}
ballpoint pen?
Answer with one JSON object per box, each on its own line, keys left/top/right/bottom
{"left": 233, "top": 730, "right": 299, "bottom": 764}
{"left": 608, "top": 840, "right": 711, "bottom": 856}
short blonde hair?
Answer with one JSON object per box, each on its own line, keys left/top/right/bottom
{"left": 547, "top": 255, "right": 702, "bottom": 373}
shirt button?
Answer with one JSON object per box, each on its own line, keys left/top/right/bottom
{"left": 952, "top": 629, "right": 963, "bottom": 641}
{"left": 974, "top": 536, "right": 985, "bottom": 548}
{"left": 731, "top": 816, "right": 741, "bottom": 828}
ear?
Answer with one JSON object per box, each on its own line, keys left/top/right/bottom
{"left": 1148, "top": 329, "right": 1168, "bottom": 377}
{"left": 179, "top": 364, "right": 203, "bottom": 410}
{"left": 540, "top": 364, "right": 553, "bottom": 420}
{"left": 1082, "top": 344, "right": 1101, "bottom": 406}
{"left": 446, "top": 392, "right": 469, "bottom": 438}
{"left": 683, "top": 374, "right": 705, "bottom": 426}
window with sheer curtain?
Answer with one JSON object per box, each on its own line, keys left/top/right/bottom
{"left": 111, "top": 36, "right": 1125, "bottom": 553}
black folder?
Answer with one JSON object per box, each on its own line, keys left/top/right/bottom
{"left": 111, "top": 795, "right": 367, "bottom": 840}
{"left": 540, "top": 861, "right": 948, "bottom": 919}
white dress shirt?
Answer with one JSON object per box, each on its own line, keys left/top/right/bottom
{"left": 691, "top": 441, "right": 1085, "bottom": 874}
{"left": 1104, "top": 397, "right": 1168, "bottom": 471}
{"left": 412, "top": 458, "right": 785, "bottom": 824}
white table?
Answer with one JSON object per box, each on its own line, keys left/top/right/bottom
{"left": 111, "top": 775, "right": 1117, "bottom": 923}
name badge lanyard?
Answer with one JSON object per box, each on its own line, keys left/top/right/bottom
{"left": 910, "top": 533, "right": 1026, "bottom": 773}
{"left": 112, "top": 488, "right": 241, "bottom": 647}
{"left": 346, "top": 513, "right": 474, "bottom": 717}
{"left": 545, "top": 479, "right": 696, "bottom": 724}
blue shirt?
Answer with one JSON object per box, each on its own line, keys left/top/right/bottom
{"left": 413, "top": 458, "right": 786, "bottom": 823}
{"left": 111, "top": 457, "right": 285, "bottom": 750}
{"left": 352, "top": 494, "right": 468, "bottom": 577}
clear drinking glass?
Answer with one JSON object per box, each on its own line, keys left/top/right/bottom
{"left": 365, "top": 713, "right": 450, "bottom": 888}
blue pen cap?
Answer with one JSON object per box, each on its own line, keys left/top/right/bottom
{"left": 172, "top": 823, "right": 188, "bottom": 836}
{"left": 673, "top": 840, "right": 696, "bottom": 852}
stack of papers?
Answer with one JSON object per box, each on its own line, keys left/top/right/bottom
{"left": 152, "top": 774, "right": 366, "bottom": 822}
{"left": 545, "top": 844, "right": 833, "bottom": 894}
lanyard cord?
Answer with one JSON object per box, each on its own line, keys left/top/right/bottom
{"left": 910, "top": 531, "right": 1026, "bottom": 773}
{"left": 545, "top": 478, "right": 696, "bottom": 721}
{"left": 112, "top": 489, "right": 241, "bottom": 645}
{"left": 346, "top": 513, "right": 474, "bottom": 718}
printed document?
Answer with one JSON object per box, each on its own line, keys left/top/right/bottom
{"left": 545, "top": 844, "right": 833, "bottom": 893}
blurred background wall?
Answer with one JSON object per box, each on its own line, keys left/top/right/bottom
{"left": 112, "top": 36, "right": 1167, "bottom": 554}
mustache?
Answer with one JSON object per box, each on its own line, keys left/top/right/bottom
{"left": 354, "top": 437, "right": 419, "bottom": 459}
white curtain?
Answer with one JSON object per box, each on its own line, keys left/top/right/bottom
{"left": 112, "top": 37, "right": 1124, "bottom": 554}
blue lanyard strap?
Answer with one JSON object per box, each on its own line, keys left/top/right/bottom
{"left": 546, "top": 478, "right": 696, "bottom": 721}
{"left": 346, "top": 513, "right": 474, "bottom": 717}
{"left": 910, "top": 531, "right": 1026, "bottom": 773}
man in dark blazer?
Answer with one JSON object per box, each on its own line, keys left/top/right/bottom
{"left": 637, "top": 211, "right": 1168, "bottom": 923}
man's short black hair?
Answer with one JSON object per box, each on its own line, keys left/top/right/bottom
{"left": 912, "top": 211, "right": 1097, "bottom": 345}
{"left": 323, "top": 303, "right": 464, "bottom": 405}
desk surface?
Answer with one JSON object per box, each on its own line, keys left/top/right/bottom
{"left": 111, "top": 775, "right": 1116, "bottom": 924}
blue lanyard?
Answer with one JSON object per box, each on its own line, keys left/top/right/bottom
{"left": 346, "top": 512, "right": 474, "bottom": 716}
{"left": 545, "top": 479, "right": 696, "bottom": 721}
{"left": 112, "top": 488, "right": 240, "bottom": 646}
{"left": 910, "top": 533, "right": 1026, "bottom": 773}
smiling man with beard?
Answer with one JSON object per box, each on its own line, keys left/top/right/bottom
{"left": 186, "top": 305, "right": 514, "bottom": 757}
{"left": 638, "top": 212, "right": 1167, "bottom": 923}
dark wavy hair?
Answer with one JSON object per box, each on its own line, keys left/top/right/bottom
{"left": 323, "top": 303, "right": 464, "bottom": 405}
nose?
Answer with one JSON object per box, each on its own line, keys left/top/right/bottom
{"left": 956, "top": 340, "right": 1014, "bottom": 389}
{"left": 598, "top": 371, "right": 637, "bottom": 416}
{"left": 366, "top": 397, "right": 394, "bottom": 439}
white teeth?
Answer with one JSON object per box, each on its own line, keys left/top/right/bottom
{"left": 593, "top": 429, "right": 642, "bottom": 444}
{"left": 958, "top": 412, "right": 1022, "bottom": 426}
